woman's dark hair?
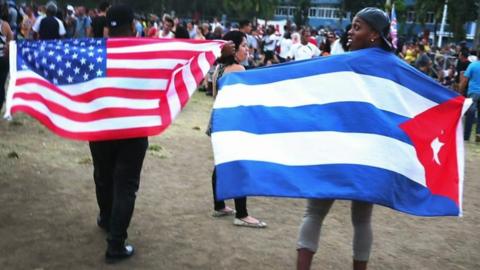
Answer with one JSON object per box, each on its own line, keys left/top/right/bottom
{"left": 217, "top": 30, "right": 246, "bottom": 65}
{"left": 99, "top": 1, "right": 110, "bottom": 12}
{"left": 0, "top": 1, "right": 8, "bottom": 21}
{"left": 174, "top": 25, "right": 189, "bottom": 39}
{"left": 340, "top": 24, "right": 351, "bottom": 51}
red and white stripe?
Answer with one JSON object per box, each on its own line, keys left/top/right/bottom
{"left": 5, "top": 38, "right": 224, "bottom": 141}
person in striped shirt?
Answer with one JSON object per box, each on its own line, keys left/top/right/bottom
{"left": 0, "top": 3, "right": 13, "bottom": 111}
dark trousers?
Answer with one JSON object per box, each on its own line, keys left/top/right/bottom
{"left": 0, "top": 57, "right": 9, "bottom": 110}
{"left": 464, "top": 93, "right": 480, "bottom": 140}
{"left": 212, "top": 168, "right": 248, "bottom": 219}
{"left": 89, "top": 137, "right": 148, "bottom": 245}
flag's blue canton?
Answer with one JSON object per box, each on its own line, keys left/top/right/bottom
{"left": 17, "top": 38, "right": 107, "bottom": 85}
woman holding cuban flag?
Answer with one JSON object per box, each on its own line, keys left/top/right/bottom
{"left": 210, "top": 30, "right": 267, "bottom": 228}
{"left": 296, "top": 7, "right": 394, "bottom": 270}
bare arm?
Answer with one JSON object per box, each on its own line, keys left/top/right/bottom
{"left": 213, "top": 64, "right": 245, "bottom": 98}
{"left": 2, "top": 22, "right": 13, "bottom": 55}
{"left": 86, "top": 26, "right": 92, "bottom": 38}
{"left": 459, "top": 72, "right": 469, "bottom": 95}
{"left": 212, "top": 65, "right": 219, "bottom": 98}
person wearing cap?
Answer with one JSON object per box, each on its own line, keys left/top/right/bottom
{"left": 296, "top": 7, "right": 393, "bottom": 270}
{"left": 31, "top": 1, "right": 66, "bottom": 40}
{"left": 88, "top": 4, "right": 147, "bottom": 264}
{"left": 64, "top": 5, "right": 77, "bottom": 38}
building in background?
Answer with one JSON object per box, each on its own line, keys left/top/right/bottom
{"left": 273, "top": 0, "right": 475, "bottom": 44}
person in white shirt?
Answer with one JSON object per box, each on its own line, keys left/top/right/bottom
{"left": 278, "top": 32, "right": 292, "bottom": 63}
{"left": 263, "top": 25, "right": 278, "bottom": 65}
{"left": 239, "top": 19, "right": 253, "bottom": 67}
{"left": 187, "top": 21, "right": 197, "bottom": 39}
{"left": 331, "top": 24, "right": 351, "bottom": 55}
{"left": 288, "top": 28, "right": 320, "bottom": 61}
{"left": 158, "top": 15, "right": 174, "bottom": 39}
{"left": 31, "top": 1, "right": 66, "bottom": 40}
{"left": 211, "top": 17, "right": 223, "bottom": 31}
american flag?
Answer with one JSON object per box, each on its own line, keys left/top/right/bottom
{"left": 390, "top": 3, "right": 398, "bottom": 49}
{"left": 5, "top": 38, "right": 224, "bottom": 141}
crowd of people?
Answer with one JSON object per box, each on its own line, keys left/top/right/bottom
{"left": 1, "top": 0, "right": 477, "bottom": 91}
{"left": 1, "top": 1, "right": 479, "bottom": 269}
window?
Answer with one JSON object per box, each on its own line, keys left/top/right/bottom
{"left": 309, "top": 7, "right": 342, "bottom": 19}
{"left": 407, "top": 11, "right": 415, "bottom": 23}
{"left": 325, "top": 9, "right": 333, "bottom": 18}
{"left": 275, "top": 7, "right": 289, "bottom": 16}
{"left": 333, "top": 10, "right": 340, "bottom": 19}
{"left": 317, "top": 8, "right": 325, "bottom": 18}
{"left": 426, "top": 11, "right": 435, "bottom": 24}
{"left": 289, "top": 7, "right": 296, "bottom": 16}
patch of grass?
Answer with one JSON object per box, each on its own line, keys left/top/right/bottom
{"left": 9, "top": 119, "right": 23, "bottom": 126}
{"left": 148, "top": 144, "right": 163, "bottom": 152}
{"left": 148, "top": 144, "right": 169, "bottom": 159}
{"left": 77, "top": 156, "right": 92, "bottom": 165}
{"left": 7, "top": 151, "right": 19, "bottom": 159}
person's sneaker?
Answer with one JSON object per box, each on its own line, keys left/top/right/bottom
{"left": 105, "top": 244, "right": 135, "bottom": 264}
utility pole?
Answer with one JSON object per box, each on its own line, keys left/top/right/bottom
{"left": 385, "top": 0, "right": 391, "bottom": 13}
{"left": 474, "top": 1, "right": 480, "bottom": 49}
{"left": 437, "top": 0, "right": 448, "bottom": 48}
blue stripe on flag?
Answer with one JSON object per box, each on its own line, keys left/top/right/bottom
{"left": 212, "top": 102, "right": 412, "bottom": 144}
{"left": 219, "top": 48, "right": 458, "bottom": 105}
{"left": 215, "top": 161, "right": 459, "bottom": 216}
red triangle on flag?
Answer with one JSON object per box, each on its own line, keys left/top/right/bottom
{"left": 400, "top": 96, "right": 466, "bottom": 206}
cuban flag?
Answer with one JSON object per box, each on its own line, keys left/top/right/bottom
{"left": 211, "top": 48, "right": 471, "bottom": 217}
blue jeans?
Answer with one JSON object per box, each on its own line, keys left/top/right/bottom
{"left": 464, "top": 93, "right": 480, "bottom": 140}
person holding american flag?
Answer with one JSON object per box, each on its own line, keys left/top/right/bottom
{"left": 5, "top": 0, "right": 235, "bottom": 262}
{"left": 88, "top": 4, "right": 147, "bottom": 263}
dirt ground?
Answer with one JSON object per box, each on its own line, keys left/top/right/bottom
{"left": 0, "top": 91, "right": 479, "bottom": 270}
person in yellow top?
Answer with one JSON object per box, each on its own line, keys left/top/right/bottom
{"left": 404, "top": 43, "right": 416, "bottom": 64}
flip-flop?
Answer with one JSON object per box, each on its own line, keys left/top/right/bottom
{"left": 212, "top": 208, "right": 235, "bottom": 217}
{"left": 233, "top": 218, "right": 267, "bottom": 228}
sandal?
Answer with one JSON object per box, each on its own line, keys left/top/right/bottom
{"left": 212, "top": 207, "right": 235, "bottom": 217}
{"left": 233, "top": 218, "right": 267, "bottom": 228}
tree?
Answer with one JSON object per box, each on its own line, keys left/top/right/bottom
{"left": 414, "top": 0, "right": 445, "bottom": 44}
{"left": 475, "top": 1, "right": 480, "bottom": 49}
{"left": 446, "top": 0, "right": 477, "bottom": 42}
{"left": 292, "top": 0, "right": 310, "bottom": 27}
{"left": 413, "top": 0, "right": 477, "bottom": 43}
{"left": 341, "top": 0, "right": 384, "bottom": 15}
{"left": 222, "top": 0, "right": 279, "bottom": 21}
